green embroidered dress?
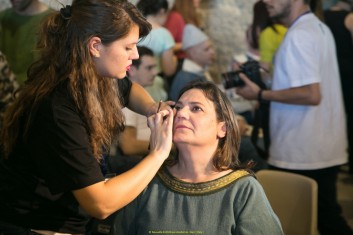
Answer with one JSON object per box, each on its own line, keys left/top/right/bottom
{"left": 111, "top": 167, "right": 283, "bottom": 235}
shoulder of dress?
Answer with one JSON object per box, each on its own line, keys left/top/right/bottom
{"left": 157, "top": 168, "right": 254, "bottom": 196}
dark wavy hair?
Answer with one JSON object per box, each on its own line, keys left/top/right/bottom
{"left": 1, "top": 0, "right": 151, "bottom": 160}
{"left": 248, "top": 1, "right": 279, "bottom": 49}
{"left": 136, "top": 0, "right": 169, "bottom": 17}
{"left": 165, "top": 81, "right": 253, "bottom": 171}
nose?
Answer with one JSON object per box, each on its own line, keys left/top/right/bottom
{"left": 175, "top": 106, "right": 189, "bottom": 119}
{"left": 210, "top": 49, "right": 216, "bottom": 57}
{"left": 152, "top": 67, "right": 158, "bottom": 77}
{"left": 130, "top": 46, "right": 139, "bottom": 60}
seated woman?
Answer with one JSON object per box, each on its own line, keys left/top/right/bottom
{"left": 110, "top": 81, "right": 283, "bottom": 235}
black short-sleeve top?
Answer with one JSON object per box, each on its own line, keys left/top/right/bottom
{"left": 0, "top": 77, "right": 132, "bottom": 233}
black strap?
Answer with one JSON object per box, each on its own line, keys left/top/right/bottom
{"left": 251, "top": 102, "right": 270, "bottom": 160}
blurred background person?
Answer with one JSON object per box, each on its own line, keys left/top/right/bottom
{"left": 250, "top": 1, "right": 286, "bottom": 74}
{"left": 311, "top": 0, "right": 325, "bottom": 20}
{"left": 0, "top": 0, "right": 53, "bottom": 85}
{"left": 0, "top": 50, "right": 18, "bottom": 160}
{"left": 0, "top": 50, "right": 18, "bottom": 130}
{"left": 324, "top": 0, "right": 353, "bottom": 175}
{"left": 137, "top": 0, "right": 177, "bottom": 92}
{"left": 228, "top": 0, "right": 287, "bottom": 155}
{"left": 165, "top": 0, "right": 186, "bottom": 64}
{"left": 236, "top": 0, "right": 352, "bottom": 233}
{"left": 164, "top": 0, "right": 204, "bottom": 86}
{"left": 175, "top": 0, "right": 202, "bottom": 27}
{"left": 169, "top": 24, "right": 215, "bottom": 101}
{"left": 226, "top": 0, "right": 286, "bottom": 133}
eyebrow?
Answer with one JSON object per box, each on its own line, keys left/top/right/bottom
{"left": 176, "top": 101, "right": 204, "bottom": 106}
{"left": 146, "top": 65, "right": 156, "bottom": 69}
{"left": 126, "top": 42, "right": 137, "bottom": 46}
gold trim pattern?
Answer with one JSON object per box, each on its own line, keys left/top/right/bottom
{"left": 157, "top": 168, "right": 251, "bottom": 196}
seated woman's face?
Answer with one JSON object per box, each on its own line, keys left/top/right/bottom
{"left": 173, "top": 88, "right": 226, "bottom": 147}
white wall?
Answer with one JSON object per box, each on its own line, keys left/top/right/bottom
{"left": 0, "top": 0, "right": 11, "bottom": 11}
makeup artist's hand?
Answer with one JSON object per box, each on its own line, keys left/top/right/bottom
{"left": 147, "top": 108, "right": 174, "bottom": 159}
{"left": 146, "top": 100, "right": 175, "bottom": 117}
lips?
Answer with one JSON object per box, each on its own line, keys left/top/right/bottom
{"left": 174, "top": 124, "right": 190, "bottom": 130}
{"left": 126, "top": 65, "right": 131, "bottom": 71}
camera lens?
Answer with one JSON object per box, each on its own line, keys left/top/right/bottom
{"left": 222, "top": 71, "right": 245, "bottom": 89}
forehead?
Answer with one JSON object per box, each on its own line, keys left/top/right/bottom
{"left": 198, "top": 40, "right": 213, "bottom": 51}
{"left": 115, "top": 24, "right": 140, "bottom": 45}
{"left": 179, "top": 89, "right": 213, "bottom": 106}
{"left": 140, "top": 55, "right": 156, "bottom": 66}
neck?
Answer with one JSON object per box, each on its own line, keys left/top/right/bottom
{"left": 168, "top": 145, "right": 221, "bottom": 182}
{"left": 284, "top": 4, "right": 311, "bottom": 27}
{"left": 16, "top": 1, "right": 48, "bottom": 15}
{"left": 184, "top": 57, "right": 207, "bottom": 71}
{"left": 146, "top": 15, "right": 162, "bottom": 29}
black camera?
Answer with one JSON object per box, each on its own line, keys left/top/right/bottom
{"left": 222, "top": 60, "right": 265, "bottom": 89}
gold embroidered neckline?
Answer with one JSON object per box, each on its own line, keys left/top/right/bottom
{"left": 157, "top": 167, "right": 250, "bottom": 196}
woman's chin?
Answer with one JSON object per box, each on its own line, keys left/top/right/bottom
{"left": 116, "top": 72, "right": 127, "bottom": 79}
{"left": 115, "top": 71, "right": 127, "bottom": 79}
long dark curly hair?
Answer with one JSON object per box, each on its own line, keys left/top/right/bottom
{"left": 1, "top": 0, "right": 151, "bottom": 161}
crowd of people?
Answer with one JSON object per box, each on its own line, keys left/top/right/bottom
{"left": 0, "top": 0, "right": 352, "bottom": 234}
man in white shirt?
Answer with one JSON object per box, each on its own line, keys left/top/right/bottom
{"left": 236, "top": 0, "right": 352, "bottom": 234}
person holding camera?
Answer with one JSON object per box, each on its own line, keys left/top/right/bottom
{"left": 236, "top": 0, "right": 352, "bottom": 234}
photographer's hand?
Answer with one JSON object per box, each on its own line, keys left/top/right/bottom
{"left": 235, "top": 73, "right": 261, "bottom": 100}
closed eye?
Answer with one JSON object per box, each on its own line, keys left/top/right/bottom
{"left": 174, "top": 105, "right": 182, "bottom": 111}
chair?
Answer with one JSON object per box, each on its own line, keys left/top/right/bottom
{"left": 256, "top": 169, "right": 318, "bottom": 235}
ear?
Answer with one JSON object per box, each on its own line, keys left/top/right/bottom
{"left": 217, "top": 121, "right": 227, "bottom": 139}
{"left": 88, "top": 36, "right": 102, "bottom": 58}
